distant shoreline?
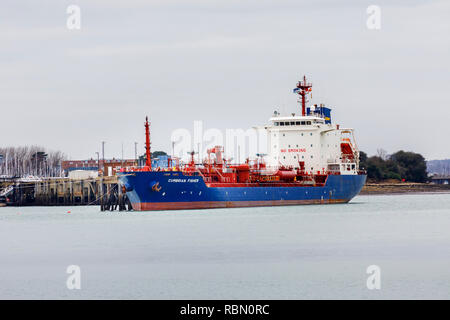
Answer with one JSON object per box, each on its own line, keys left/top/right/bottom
{"left": 360, "top": 183, "right": 450, "bottom": 195}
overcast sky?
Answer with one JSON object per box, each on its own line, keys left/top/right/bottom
{"left": 1, "top": 0, "right": 449, "bottom": 160}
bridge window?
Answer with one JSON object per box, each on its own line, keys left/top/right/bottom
{"left": 307, "top": 121, "right": 311, "bottom": 125}
{"left": 296, "top": 121, "right": 300, "bottom": 125}
{"left": 274, "top": 122, "right": 279, "bottom": 126}
{"left": 280, "top": 122, "right": 285, "bottom": 126}
{"left": 301, "top": 121, "right": 306, "bottom": 125}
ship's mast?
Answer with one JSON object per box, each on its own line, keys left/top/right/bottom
{"left": 145, "top": 116, "right": 152, "bottom": 169}
{"left": 295, "top": 76, "right": 312, "bottom": 116}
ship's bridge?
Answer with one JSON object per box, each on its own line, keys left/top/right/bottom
{"left": 269, "top": 115, "right": 326, "bottom": 127}
{"left": 269, "top": 104, "right": 332, "bottom": 127}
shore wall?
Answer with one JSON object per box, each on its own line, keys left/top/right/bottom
{"left": 361, "top": 183, "right": 450, "bottom": 195}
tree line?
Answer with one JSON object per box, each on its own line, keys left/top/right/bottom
{"left": 359, "top": 150, "right": 428, "bottom": 183}
{"left": 427, "top": 159, "right": 450, "bottom": 175}
{"left": 0, "top": 146, "right": 66, "bottom": 178}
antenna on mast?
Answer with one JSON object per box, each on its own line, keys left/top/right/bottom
{"left": 293, "top": 76, "right": 312, "bottom": 116}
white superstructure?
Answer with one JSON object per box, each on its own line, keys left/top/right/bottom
{"left": 264, "top": 113, "right": 359, "bottom": 175}
{"left": 261, "top": 77, "right": 361, "bottom": 176}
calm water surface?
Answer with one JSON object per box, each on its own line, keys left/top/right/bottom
{"left": 0, "top": 193, "right": 449, "bottom": 299}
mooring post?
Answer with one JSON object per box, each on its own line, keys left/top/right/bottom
{"left": 100, "top": 177, "right": 104, "bottom": 211}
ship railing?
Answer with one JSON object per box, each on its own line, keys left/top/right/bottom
{"left": 327, "top": 158, "right": 356, "bottom": 164}
{"left": 195, "top": 169, "right": 208, "bottom": 182}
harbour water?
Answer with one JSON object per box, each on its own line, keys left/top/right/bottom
{"left": 0, "top": 193, "right": 449, "bottom": 299}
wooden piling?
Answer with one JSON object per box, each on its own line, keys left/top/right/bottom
{"left": 1, "top": 176, "right": 130, "bottom": 211}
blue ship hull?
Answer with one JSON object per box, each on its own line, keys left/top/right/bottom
{"left": 118, "top": 172, "right": 367, "bottom": 211}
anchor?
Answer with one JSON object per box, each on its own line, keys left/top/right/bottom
{"left": 151, "top": 181, "right": 162, "bottom": 192}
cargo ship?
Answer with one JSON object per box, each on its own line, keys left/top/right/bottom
{"left": 118, "top": 77, "right": 366, "bottom": 211}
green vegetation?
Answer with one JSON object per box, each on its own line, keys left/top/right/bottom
{"left": 152, "top": 151, "right": 167, "bottom": 158}
{"left": 137, "top": 151, "right": 168, "bottom": 166}
{"left": 360, "top": 150, "right": 427, "bottom": 183}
